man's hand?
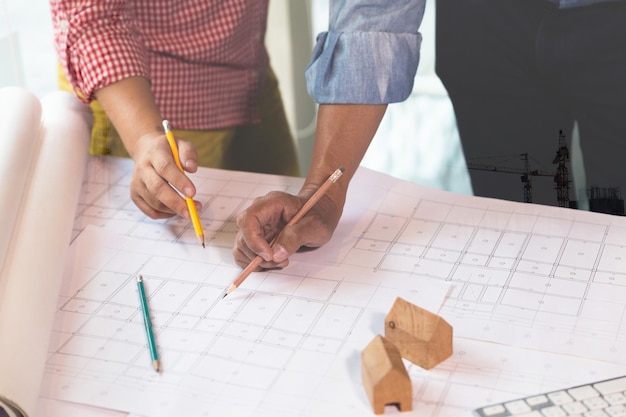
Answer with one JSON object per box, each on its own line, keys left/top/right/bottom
{"left": 232, "top": 103, "right": 386, "bottom": 271}
{"left": 233, "top": 189, "right": 341, "bottom": 270}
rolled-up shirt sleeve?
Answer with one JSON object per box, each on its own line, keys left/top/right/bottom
{"left": 305, "top": 0, "right": 426, "bottom": 104}
{"left": 50, "top": 0, "right": 149, "bottom": 103}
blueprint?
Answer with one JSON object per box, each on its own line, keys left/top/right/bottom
{"left": 40, "top": 156, "right": 626, "bottom": 416}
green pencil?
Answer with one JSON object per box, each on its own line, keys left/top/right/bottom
{"left": 137, "top": 275, "right": 160, "bottom": 372}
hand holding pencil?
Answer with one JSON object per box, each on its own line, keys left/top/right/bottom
{"left": 162, "top": 120, "right": 205, "bottom": 247}
{"left": 227, "top": 167, "right": 345, "bottom": 297}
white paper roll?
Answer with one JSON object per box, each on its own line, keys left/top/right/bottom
{"left": 0, "top": 91, "right": 92, "bottom": 417}
{"left": 0, "top": 87, "right": 42, "bottom": 276}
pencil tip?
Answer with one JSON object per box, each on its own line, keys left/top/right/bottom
{"left": 202, "top": 242, "right": 205, "bottom": 248}
{"left": 154, "top": 360, "right": 160, "bottom": 373}
{"left": 223, "top": 283, "right": 236, "bottom": 298}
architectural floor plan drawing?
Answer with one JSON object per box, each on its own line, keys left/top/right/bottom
{"left": 42, "top": 226, "right": 452, "bottom": 417}
{"left": 39, "top": 156, "right": 626, "bottom": 416}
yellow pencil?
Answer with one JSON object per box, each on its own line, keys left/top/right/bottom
{"left": 162, "top": 120, "right": 205, "bottom": 247}
{"left": 223, "top": 166, "right": 345, "bottom": 297}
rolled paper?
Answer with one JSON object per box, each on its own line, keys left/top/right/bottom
{"left": 0, "top": 87, "right": 42, "bottom": 276}
{"left": 0, "top": 91, "right": 92, "bottom": 417}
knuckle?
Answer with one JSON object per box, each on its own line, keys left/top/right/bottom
{"left": 152, "top": 158, "right": 170, "bottom": 176}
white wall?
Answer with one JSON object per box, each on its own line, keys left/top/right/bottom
{"left": 266, "top": 0, "right": 317, "bottom": 175}
{"left": 0, "top": 0, "right": 56, "bottom": 96}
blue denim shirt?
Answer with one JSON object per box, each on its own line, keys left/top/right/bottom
{"left": 305, "top": 0, "right": 622, "bottom": 104}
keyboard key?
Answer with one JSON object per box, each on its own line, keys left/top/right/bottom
{"left": 561, "top": 401, "right": 587, "bottom": 414}
{"left": 526, "top": 395, "right": 549, "bottom": 407}
{"left": 548, "top": 391, "right": 574, "bottom": 405}
{"left": 585, "top": 397, "right": 610, "bottom": 410}
{"left": 605, "top": 393, "right": 626, "bottom": 405}
{"left": 480, "top": 404, "right": 507, "bottom": 416}
{"left": 605, "top": 404, "right": 626, "bottom": 416}
{"left": 505, "top": 399, "right": 531, "bottom": 414}
{"left": 569, "top": 385, "right": 600, "bottom": 401}
{"left": 539, "top": 405, "right": 566, "bottom": 417}
{"left": 595, "top": 378, "right": 626, "bottom": 396}
{"left": 472, "top": 376, "right": 626, "bottom": 417}
{"left": 584, "top": 410, "right": 610, "bottom": 417}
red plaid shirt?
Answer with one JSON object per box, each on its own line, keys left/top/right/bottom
{"left": 51, "top": 0, "right": 270, "bottom": 129}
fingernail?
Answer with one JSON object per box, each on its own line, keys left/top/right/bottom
{"left": 184, "top": 159, "right": 197, "bottom": 171}
{"left": 273, "top": 245, "right": 289, "bottom": 263}
{"left": 183, "top": 187, "right": 194, "bottom": 198}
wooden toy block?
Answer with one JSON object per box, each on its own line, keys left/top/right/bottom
{"left": 384, "top": 297, "right": 453, "bottom": 370}
{"left": 361, "top": 335, "right": 413, "bottom": 414}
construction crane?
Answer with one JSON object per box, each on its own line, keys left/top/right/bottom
{"left": 466, "top": 130, "right": 571, "bottom": 207}
{"left": 552, "top": 129, "right": 571, "bottom": 208}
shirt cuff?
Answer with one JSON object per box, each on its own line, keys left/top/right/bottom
{"left": 67, "top": 35, "right": 150, "bottom": 102}
{"left": 305, "top": 30, "right": 422, "bottom": 104}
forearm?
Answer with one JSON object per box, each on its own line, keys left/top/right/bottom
{"left": 232, "top": 103, "right": 387, "bottom": 269}
{"left": 304, "top": 103, "right": 387, "bottom": 206}
{"left": 94, "top": 76, "right": 200, "bottom": 219}
{"left": 93, "top": 76, "right": 163, "bottom": 158}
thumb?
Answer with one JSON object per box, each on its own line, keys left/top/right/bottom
{"left": 270, "top": 224, "right": 311, "bottom": 264}
{"left": 177, "top": 139, "right": 198, "bottom": 173}
{"left": 270, "top": 243, "right": 291, "bottom": 264}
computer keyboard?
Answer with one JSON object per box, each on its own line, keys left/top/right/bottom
{"left": 473, "top": 375, "right": 626, "bottom": 417}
